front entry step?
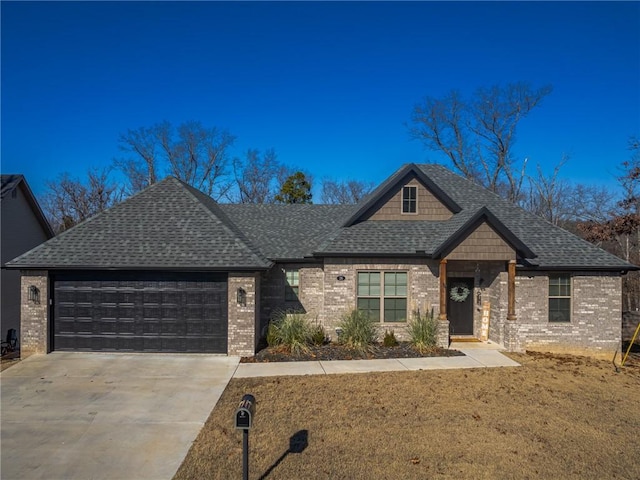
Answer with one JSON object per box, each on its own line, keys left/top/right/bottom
{"left": 450, "top": 336, "right": 481, "bottom": 342}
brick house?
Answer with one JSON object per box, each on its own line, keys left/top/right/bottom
{"left": 7, "top": 164, "right": 635, "bottom": 358}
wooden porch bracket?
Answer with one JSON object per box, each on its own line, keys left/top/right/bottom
{"left": 439, "top": 259, "right": 447, "bottom": 321}
{"left": 507, "top": 259, "right": 517, "bottom": 321}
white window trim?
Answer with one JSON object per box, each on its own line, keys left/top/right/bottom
{"left": 548, "top": 274, "right": 572, "bottom": 323}
{"left": 401, "top": 185, "right": 418, "bottom": 215}
{"left": 284, "top": 268, "right": 299, "bottom": 302}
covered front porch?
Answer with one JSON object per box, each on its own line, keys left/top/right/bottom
{"left": 436, "top": 258, "right": 519, "bottom": 349}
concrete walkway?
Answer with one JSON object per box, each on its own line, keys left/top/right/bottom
{"left": 233, "top": 341, "right": 520, "bottom": 378}
{"left": 1, "top": 353, "right": 239, "bottom": 480}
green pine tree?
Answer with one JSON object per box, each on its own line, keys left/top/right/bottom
{"left": 275, "top": 172, "right": 312, "bottom": 204}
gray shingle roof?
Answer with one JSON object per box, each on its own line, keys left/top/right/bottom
{"left": 7, "top": 164, "right": 634, "bottom": 272}
{"left": 316, "top": 164, "right": 632, "bottom": 270}
{"left": 220, "top": 203, "right": 357, "bottom": 259}
{"left": 413, "top": 164, "right": 632, "bottom": 269}
{"left": 7, "top": 177, "right": 272, "bottom": 270}
{"left": 1, "top": 174, "right": 24, "bottom": 199}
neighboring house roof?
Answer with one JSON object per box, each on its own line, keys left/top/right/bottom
{"left": 1, "top": 174, "right": 55, "bottom": 239}
{"left": 7, "top": 177, "right": 272, "bottom": 270}
{"left": 6, "top": 164, "right": 635, "bottom": 272}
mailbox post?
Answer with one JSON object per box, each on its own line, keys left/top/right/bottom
{"left": 235, "top": 394, "right": 255, "bottom": 480}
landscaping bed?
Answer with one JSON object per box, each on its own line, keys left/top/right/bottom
{"left": 245, "top": 308, "right": 449, "bottom": 363}
{"left": 241, "top": 342, "right": 464, "bottom": 363}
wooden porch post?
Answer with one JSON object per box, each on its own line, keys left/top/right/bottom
{"left": 439, "top": 259, "right": 447, "bottom": 321}
{"left": 507, "top": 259, "right": 517, "bottom": 321}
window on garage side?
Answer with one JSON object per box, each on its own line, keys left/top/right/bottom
{"left": 284, "top": 269, "right": 299, "bottom": 301}
{"left": 402, "top": 186, "right": 417, "bottom": 214}
{"left": 357, "top": 271, "right": 407, "bottom": 323}
{"left": 549, "top": 274, "right": 571, "bottom": 322}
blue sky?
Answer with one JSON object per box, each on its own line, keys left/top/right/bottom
{"left": 2, "top": 1, "right": 639, "bottom": 199}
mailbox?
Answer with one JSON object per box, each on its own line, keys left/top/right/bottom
{"left": 235, "top": 394, "right": 255, "bottom": 430}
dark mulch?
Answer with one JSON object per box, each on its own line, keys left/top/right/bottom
{"left": 240, "top": 342, "right": 464, "bottom": 363}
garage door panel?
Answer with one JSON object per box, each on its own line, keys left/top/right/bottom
{"left": 143, "top": 291, "right": 161, "bottom": 304}
{"left": 116, "top": 320, "right": 136, "bottom": 335}
{"left": 98, "top": 320, "right": 117, "bottom": 334}
{"left": 53, "top": 272, "right": 228, "bottom": 353}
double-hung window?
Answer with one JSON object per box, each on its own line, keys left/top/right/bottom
{"left": 285, "top": 269, "right": 299, "bottom": 302}
{"left": 549, "top": 274, "right": 571, "bottom": 322}
{"left": 402, "top": 186, "right": 417, "bottom": 214}
{"left": 357, "top": 271, "right": 407, "bottom": 322}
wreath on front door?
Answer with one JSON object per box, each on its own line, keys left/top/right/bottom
{"left": 449, "top": 282, "right": 471, "bottom": 303}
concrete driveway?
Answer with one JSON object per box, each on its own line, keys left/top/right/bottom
{"left": 1, "top": 352, "right": 239, "bottom": 480}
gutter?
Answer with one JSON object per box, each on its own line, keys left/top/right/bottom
{"left": 4, "top": 264, "right": 273, "bottom": 272}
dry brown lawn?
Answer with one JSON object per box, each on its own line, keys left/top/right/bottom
{"left": 175, "top": 352, "right": 640, "bottom": 480}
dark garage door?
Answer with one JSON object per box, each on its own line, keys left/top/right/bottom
{"left": 53, "top": 271, "right": 228, "bottom": 353}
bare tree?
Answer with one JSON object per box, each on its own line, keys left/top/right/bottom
{"left": 577, "top": 136, "right": 640, "bottom": 310}
{"left": 43, "top": 167, "right": 122, "bottom": 233}
{"left": 232, "top": 149, "right": 286, "bottom": 203}
{"left": 164, "top": 121, "right": 235, "bottom": 199}
{"left": 522, "top": 156, "right": 572, "bottom": 225}
{"left": 320, "top": 179, "right": 375, "bottom": 204}
{"left": 115, "top": 121, "right": 236, "bottom": 199}
{"left": 115, "top": 126, "right": 160, "bottom": 194}
{"left": 563, "top": 183, "right": 616, "bottom": 224}
{"left": 409, "top": 82, "right": 553, "bottom": 203}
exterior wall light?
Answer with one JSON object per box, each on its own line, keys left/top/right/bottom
{"left": 237, "top": 287, "right": 247, "bottom": 306}
{"left": 28, "top": 285, "right": 40, "bottom": 304}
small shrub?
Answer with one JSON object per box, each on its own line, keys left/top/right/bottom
{"left": 383, "top": 329, "right": 398, "bottom": 347}
{"left": 268, "top": 311, "right": 311, "bottom": 354}
{"left": 338, "top": 309, "right": 378, "bottom": 351}
{"left": 310, "top": 324, "right": 327, "bottom": 345}
{"left": 408, "top": 308, "right": 437, "bottom": 353}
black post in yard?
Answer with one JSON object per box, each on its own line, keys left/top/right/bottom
{"left": 235, "top": 394, "right": 255, "bottom": 480}
{"left": 243, "top": 428, "right": 249, "bottom": 480}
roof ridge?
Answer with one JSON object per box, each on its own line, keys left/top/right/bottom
{"left": 171, "top": 178, "right": 272, "bottom": 267}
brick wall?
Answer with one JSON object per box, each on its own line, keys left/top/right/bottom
{"left": 509, "top": 272, "right": 622, "bottom": 357}
{"left": 320, "top": 258, "right": 441, "bottom": 340}
{"left": 227, "top": 272, "right": 259, "bottom": 357}
{"left": 20, "top": 270, "right": 49, "bottom": 357}
{"left": 259, "top": 262, "right": 324, "bottom": 333}
{"left": 258, "top": 261, "right": 623, "bottom": 357}
{"left": 262, "top": 259, "right": 507, "bottom": 344}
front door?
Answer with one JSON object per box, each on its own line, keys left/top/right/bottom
{"left": 447, "top": 277, "right": 474, "bottom": 335}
